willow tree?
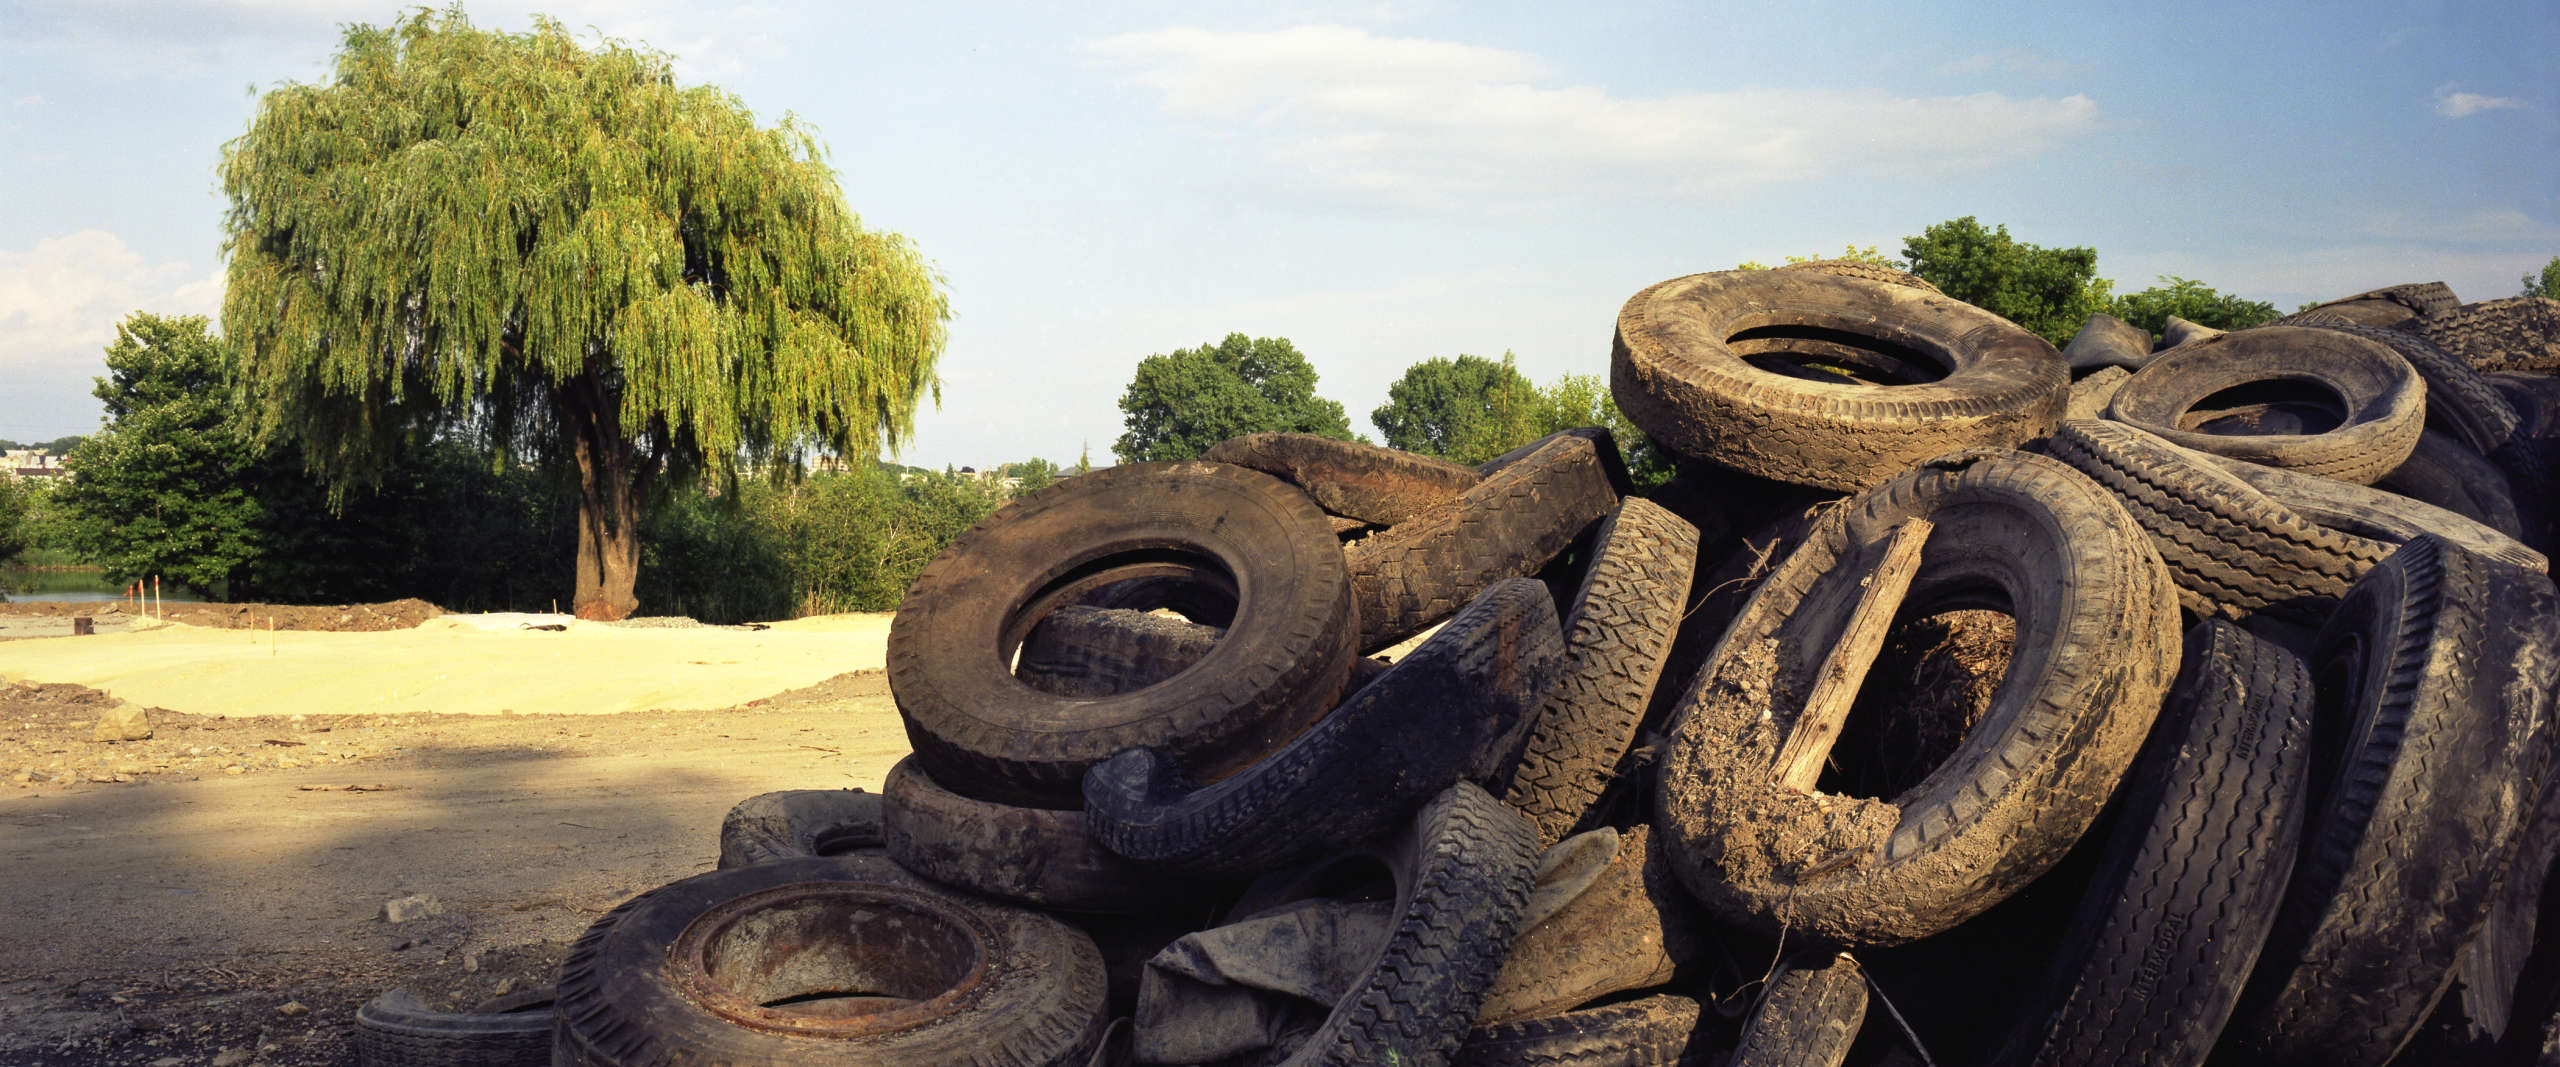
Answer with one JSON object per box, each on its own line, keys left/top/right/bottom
{"left": 219, "top": 8, "right": 948, "bottom": 619}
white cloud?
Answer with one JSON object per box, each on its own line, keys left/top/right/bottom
{"left": 1937, "top": 49, "right": 2079, "bottom": 79}
{"left": 0, "top": 230, "right": 221, "bottom": 364}
{"left": 2436, "top": 87, "right": 2525, "bottom": 119}
{"left": 1085, "top": 26, "right": 2100, "bottom": 210}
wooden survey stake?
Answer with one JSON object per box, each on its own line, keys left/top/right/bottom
{"left": 1774, "top": 518, "right": 1934, "bottom": 792}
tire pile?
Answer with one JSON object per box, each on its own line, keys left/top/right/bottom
{"left": 361, "top": 272, "right": 2560, "bottom": 1066}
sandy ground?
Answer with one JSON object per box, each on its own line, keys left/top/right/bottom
{"left": 0, "top": 610, "right": 912, "bottom": 1066}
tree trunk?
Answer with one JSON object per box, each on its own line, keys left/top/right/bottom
{"left": 564, "top": 374, "right": 643, "bottom": 621}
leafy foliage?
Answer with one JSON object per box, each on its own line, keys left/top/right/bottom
{"left": 2107, "top": 275, "right": 2280, "bottom": 337}
{"left": 1735, "top": 245, "right": 1905, "bottom": 271}
{"left": 0, "top": 477, "right": 31, "bottom": 565}
{"left": 1901, "top": 217, "right": 2113, "bottom": 346}
{"left": 218, "top": 7, "right": 948, "bottom": 616}
{"left": 1114, "top": 333, "right": 1354, "bottom": 462}
{"left": 1372, "top": 354, "right": 1539, "bottom": 463}
{"left": 2526, "top": 256, "right": 2560, "bottom": 300}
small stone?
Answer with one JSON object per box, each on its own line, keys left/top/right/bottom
{"left": 461, "top": 951, "right": 480, "bottom": 973}
{"left": 222, "top": 765, "right": 245, "bottom": 776}
{"left": 149, "top": 1058, "right": 183, "bottom": 1067}
{"left": 114, "top": 762, "right": 147, "bottom": 775}
{"left": 91, "top": 703, "right": 151, "bottom": 742}
{"left": 492, "top": 976, "right": 518, "bottom": 996}
{"left": 277, "top": 759, "right": 299, "bottom": 769}
{"left": 88, "top": 772, "right": 117, "bottom": 783}
{"left": 277, "top": 1000, "right": 307, "bottom": 1017}
{"left": 211, "top": 1049, "right": 251, "bottom": 1067}
{"left": 382, "top": 894, "right": 444, "bottom": 924}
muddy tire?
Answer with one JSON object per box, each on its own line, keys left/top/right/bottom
{"left": 1344, "top": 433, "right": 1617, "bottom": 653}
{"left": 1729, "top": 954, "right": 1868, "bottom": 1067}
{"left": 354, "top": 987, "right": 551, "bottom": 1066}
{"left": 2373, "top": 428, "right": 2531, "bottom": 541}
{"left": 1611, "top": 270, "right": 2066, "bottom": 491}
{"left": 2205, "top": 444, "right": 2544, "bottom": 573}
{"left": 1996, "top": 620, "right": 2313, "bottom": 1067}
{"left": 1477, "top": 826, "right": 1709, "bottom": 1026}
{"left": 2218, "top": 537, "right": 2560, "bottom": 1066}
{"left": 890, "top": 461, "right": 1355, "bottom": 808}
{"left": 2290, "top": 282, "right": 2460, "bottom": 330}
{"left": 2064, "top": 313, "right": 2155, "bottom": 374}
{"left": 880, "top": 756, "right": 1205, "bottom": 913}
{"left": 1203, "top": 433, "right": 1482, "bottom": 527}
{"left": 1653, "top": 449, "right": 2181, "bottom": 945}
{"left": 717, "top": 789, "right": 884, "bottom": 869}
{"left": 1453, "top": 994, "right": 1711, "bottom": 1066}
{"left": 2045, "top": 419, "right": 2392, "bottom": 622}
{"left": 2105, "top": 325, "right": 2425, "bottom": 484}
{"left": 552, "top": 855, "right": 1106, "bottom": 1067}
{"left": 1083, "top": 579, "right": 1563, "bottom": 878}
{"left": 1775, "top": 258, "right": 1942, "bottom": 294}
{"left": 2286, "top": 314, "right": 2521, "bottom": 457}
{"left": 1499, "top": 498, "right": 1701, "bottom": 847}
{"left": 2415, "top": 297, "right": 2560, "bottom": 374}
{"left": 1013, "top": 607, "right": 1223, "bottom": 699}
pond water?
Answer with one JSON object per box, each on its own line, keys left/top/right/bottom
{"left": 1, "top": 568, "right": 209, "bottom": 605}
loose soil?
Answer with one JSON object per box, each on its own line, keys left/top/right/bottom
{"left": 0, "top": 599, "right": 447, "bottom": 633}
{"left": 0, "top": 601, "right": 912, "bottom": 1066}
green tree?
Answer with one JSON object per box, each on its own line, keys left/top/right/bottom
{"left": 1528, "top": 372, "right": 1674, "bottom": 489}
{"left": 53, "top": 314, "right": 267, "bottom": 596}
{"left": 2525, "top": 256, "right": 2560, "bottom": 300}
{"left": 218, "top": 8, "right": 948, "bottom": 619}
{"left": 0, "top": 477, "right": 31, "bottom": 565}
{"left": 1735, "top": 244, "right": 1905, "bottom": 271}
{"left": 2106, "top": 275, "right": 2280, "bottom": 338}
{"left": 1372, "top": 353, "right": 1540, "bottom": 463}
{"left": 1901, "top": 217, "right": 2113, "bottom": 346}
{"left": 1004, "top": 458, "right": 1062, "bottom": 494}
{"left": 1114, "top": 333, "right": 1354, "bottom": 462}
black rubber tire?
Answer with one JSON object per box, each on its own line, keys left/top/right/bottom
{"left": 2415, "top": 296, "right": 2560, "bottom": 374}
{"left": 1612, "top": 269, "right": 2067, "bottom": 491}
{"left": 2064, "top": 313, "right": 2155, "bottom": 374}
{"left": 1477, "top": 427, "right": 1637, "bottom": 499}
{"left": 1083, "top": 578, "right": 1564, "bottom": 878}
{"left": 1203, "top": 432, "right": 1483, "bottom": 527}
{"left": 1729, "top": 954, "right": 1869, "bottom": 1067}
{"left": 552, "top": 854, "right": 1106, "bottom": 1067}
{"left": 1453, "top": 994, "right": 1711, "bottom": 1067}
{"left": 1282, "top": 781, "right": 1544, "bottom": 1067}
{"left": 1995, "top": 620, "right": 2313, "bottom": 1067}
{"left": 2217, "top": 536, "right": 2560, "bottom": 1066}
{"left": 1498, "top": 498, "right": 1701, "bottom": 847}
{"left": 1774, "top": 258, "right": 1943, "bottom": 294}
{"left": 2284, "top": 313, "right": 2521, "bottom": 457}
{"left": 2105, "top": 325, "right": 2425, "bottom": 485}
{"left": 354, "top": 987, "right": 550, "bottom": 1066}
{"left": 1477, "top": 825, "right": 1708, "bottom": 1026}
{"left": 2159, "top": 316, "right": 2226, "bottom": 349}
{"left": 890, "top": 460, "right": 1356, "bottom": 808}
{"left": 1344, "top": 432, "right": 1617, "bottom": 654}
{"left": 880, "top": 755, "right": 1206, "bottom": 913}
{"left": 1013, "top": 607, "right": 1223, "bottom": 699}
{"left": 1653, "top": 449, "right": 2182, "bottom": 945}
{"left": 2204, "top": 443, "right": 2544, "bottom": 572}
{"left": 716, "top": 789, "right": 883, "bottom": 869}
{"left": 2289, "top": 282, "right": 2460, "bottom": 329}
{"left": 2044, "top": 419, "right": 2392, "bottom": 623}
{"left": 2375, "top": 427, "right": 2532, "bottom": 540}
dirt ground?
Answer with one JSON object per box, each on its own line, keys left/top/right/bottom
{"left": 0, "top": 602, "right": 912, "bottom": 1066}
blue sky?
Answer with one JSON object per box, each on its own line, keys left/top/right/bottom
{"left": 2, "top": 1, "right": 2553, "bottom": 468}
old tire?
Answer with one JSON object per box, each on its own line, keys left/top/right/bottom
{"left": 1344, "top": 432, "right": 1617, "bottom": 654}
{"left": 880, "top": 756, "right": 1204, "bottom": 913}
{"left": 1611, "top": 269, "right": 2066, "bottom": 491}
{"left": 2374, "top": 427, "right": 2532, "bottom": 540}
{"left": 2290, "top": 282, "right": 2460, "bottom": 330}
{"left": 2044, "top": 419, "right": 2391, "bottom": 622}
{"left": 1775, "top": 258, "right": 1942, "bottom": 294}
{"left": 717, "top": 789, "right": 884, "bottom": 869}
{"left": 354, "top": 987, "right": 550, "bottom": 1067}
{"left": 1453, "top": 994, "right": 1710, "bottom": 1067}
{"left": 1083, "top": 579, "right": 1564, "bottom": 878}
{"left": 2286, "top": 314, "right": 2521, "bottom": 457}
{"left": 1995, "top": 620, "right": 2313, "bottom": 1067}
{"left": 2416, "top": 297, "right": 2560, "bottom": 374}
{"left": 1013, "top": 607, "right": 1224, "bottom": 699}
{"left": 890, "top": 460, "right": 1356, "bottom": 808}
{"left": 1203, "top": 433, "right": 1482, "bottom": 527}
{"left": 2205, "top": 443, "right": 2545, "bottom": 572}
{"left": 1498, "top": 497, "right": 1701, "bottom": 847}
{"left": 1653, "top": 449, "right": 2181, "bottom": 945}
{"left": 2217, "top": 536, "right": 2560, "bottom": 1066}
{"left": 1728, "top": 954, "right": 1868, "bottom": 1067}
{"left": 1476, "top": 826, "right": 1709, "bottom": 1026}
{"left": 2105, "top": 325, "right": 2425, "bottom": 484}
{"left": 2064, "top": 313, "right": 2155, "bottom": 374}
{"left": 552, "top": 855, "right": 1106, "bottom": 1067}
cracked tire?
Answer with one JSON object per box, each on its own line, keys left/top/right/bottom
{"left": 1653, "top": 449, "right": 2181, "bottom": 946}
{"left": 1612, "top": 269, "right": 2066, "bottom": 491}
{"left": 1774, "top": 258, "right": 1942, "bottom": 294}
{"left": 354, "top": 988, "right": 551, "bottom": 1067}
{"left": 2216, "top": 536, "right": 2560, "bottom": 1066}
{"left": 2285, "top": 313, "right": 2521, "bottom": 458}
{"left": 881, "top": 755, "right": 1205, "bottom": 913}
{"left": 2415, "top": 297, "right": 2560, "bottom": 374}
{"left": 2373, "top": 427, "right": 2532, "bottom": 542}
{"left": 890, "top": 461, "right": 1356, "bottom": 808}
{"left": 2204, "top": 442, "right": 2544, "bottom": 573}
{"left": 552, "top": 855, "right": 1106, "bottom": 1067}
{"left": 1203, "top": 433, "right": 1482, "bottom": 527}
{"left": 1728, "top": 954, "right": 1868, "bottom": 1067}
{"left": 716, "top": 789, "right": 884, "bottom": 869}
{"left": 2105, "top": 325, "right": 2424, "bottom": 484}
{"left": 1453, "top": 994, "right": 1711, "bottom": 1067}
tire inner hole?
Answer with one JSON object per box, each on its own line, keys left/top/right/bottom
{"left": 1005, "top": 551, "right": 1236, "bottom": 696}
{"left": 1729, "top": 323, "right": 1953, "bottom": 386}
{"left": 1815, "top": 588, "right": 2019, "bottom": 801}
{"left": 694, "top": 895, "right": 978, "bottom": 1020}
{"left": 2181, "top": 379, "right": 2348, "bottom": 436}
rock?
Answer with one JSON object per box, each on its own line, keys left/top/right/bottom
{"left": 382, "top": 894, "right": 444, "bottom": 924}
{"left": 114, "top": 762, "right": 148, "bottom": 775}
{"left": 461, "top": 950, "right": 479, "bottom": 973}
{"left": 277, "top": 1000, "right": 307, "bottom": 1017}
{"left": 91, "top": 703, "right": 151, "bottom": 742}
{"left": 492, "top": 976, "right": 518, "bottom": 996}
{"left": 210, "top": 1049, "right": 251, "bottom": 1067}
{"left": 222, "top": 765, "right": 245, "bottom": 776}
{"left": 150, "top": 1057, "right": 184, "bottom": 1067}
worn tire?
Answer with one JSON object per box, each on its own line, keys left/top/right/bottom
{"left": 880, "top": 756, "right": 1204, "bottom": 913}
{"left": 1477, "top": 826, "right": 1709, "bottom": 1026}
{"left": 2045, "top": 419, "right": 2391, "bottom": 622}
{"left": 1499, "top": 498, "right": 1701, "bottom": 846}
{"left": 354, "top": 987, "right": 550, "bottom": 1067}
{"left": 2160, "top": 316, "right": 2226, "bottom": 349}
{"left": 2105, "top": 325, "right": 2425, "bottom": 484}
{"left": 1653, "top": 449, "right": 2181, "bottom": 945}
{"left": 1477, "top": 428, "right": 1636, "bottom": 499}
{"left": 2416, "top": 297, "right": 2560, "bottom": 374}
{"left": 1729, "top": 954, "right": 1868, "bottom": 1067}
{"left": 717, "top": 789, "right": 884, "bottom": 869}
{"left": 2204, "top": 443, "right": 2545, "bottom": 572}
{"left": 2373, "top": 427, "right": 2532, "bottom": 541}
{"left": 2290, "top": 282, "right": 2460, "bottom": 329}
{"left": 1345, "top": 433, "right": 1617, "bottom": 653}
{"left": 1775, "top": 258, "right": 1942, "bottom": 294}
{"left": 891, "top": 461, "right": 1356, "bottom": 808}
{"left": 1453, "top": 994, "right": 1710, "bottom": 1067}
{"left": 1204, "top": 433, "right": 1482, "bottom": 527}
{"left": 2218, "top": 536, "right": 2560, "bottom": 1066}
{"left": 552, "top": 855, "right": 1107, "bottom": 1067}
{"left": 2286, "top": 314, "right": 2520, "bottom": 457}
{"left": 1995, "top": 620, "right": 2313, "bottom": 1067}
{"left": 1084, "top": 579, "right": 1563, "bottom": 878}
{"left": 1013, "top": 607, "right": 1223, "bottom": 699}
{"left": 1612, "top": 269, "right": 2066, "bottom": 491}
{"left": 2064, "top": 313, "right": 2155, "bottom": 374}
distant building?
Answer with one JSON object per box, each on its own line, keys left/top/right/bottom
{"left": 2, "top": 450, "right": 66, "bottom": 481}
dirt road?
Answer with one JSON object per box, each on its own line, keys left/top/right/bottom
{"left": 0, "top": 609, "right": 913, "bottom": 1066}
